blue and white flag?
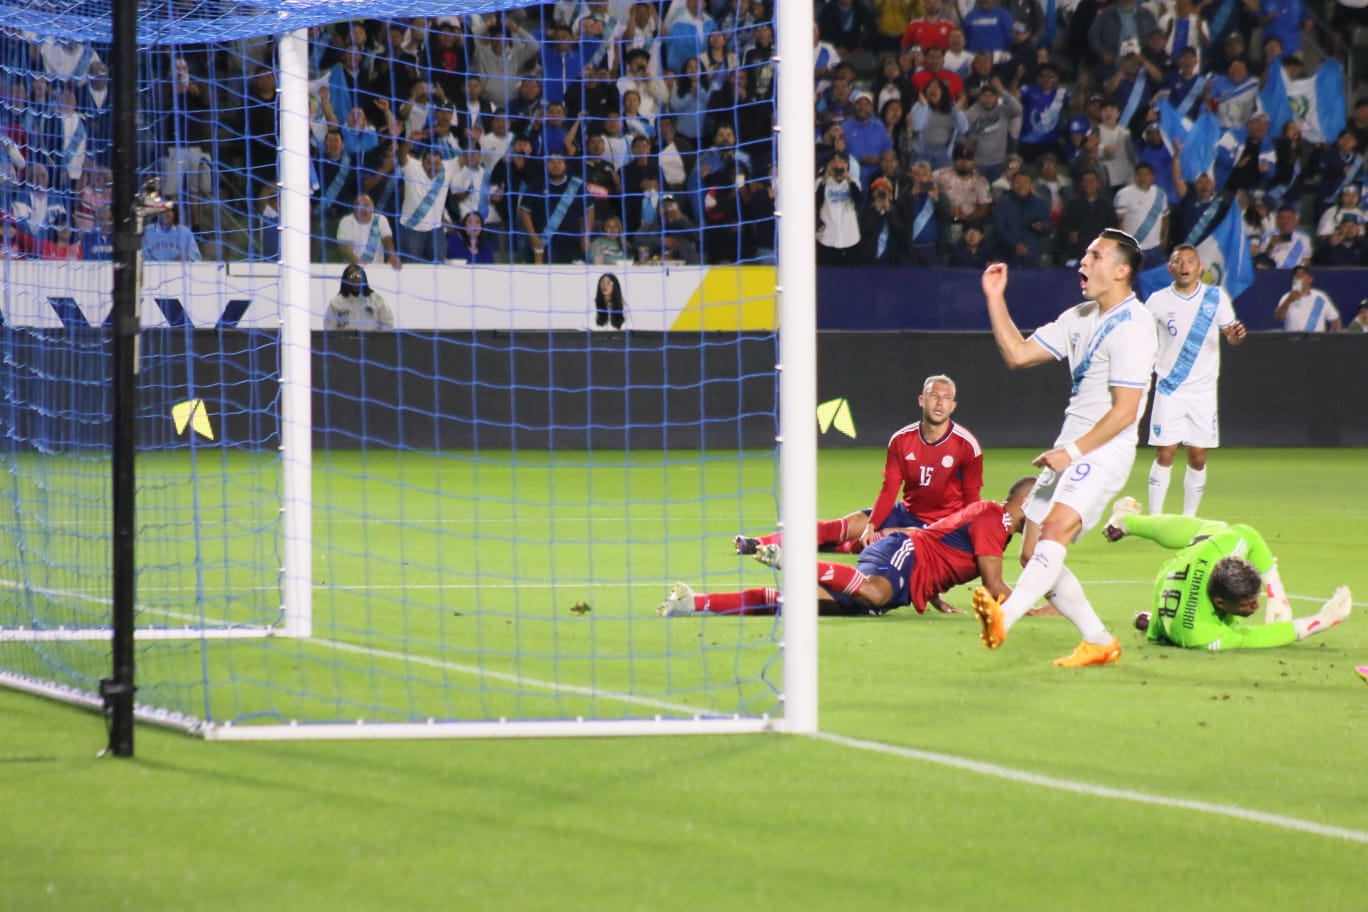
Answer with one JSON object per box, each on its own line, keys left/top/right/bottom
{"left": 1157, "top": 100, "right": 1221, "bottom": 183}
{"left": 1262, "top": 59, "right": 1347, "bottom": 144}
{"left": 1138, "top": 202, "right": 1252, "bottom": 301}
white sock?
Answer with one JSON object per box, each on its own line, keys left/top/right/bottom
{"left": 1262, "top": 562, "right": 1292, "bottom": 624}
{"left": 1147, "top": 461, "right": 1171, "bottom": 515}
{"left": 1047, "top": 565, "right": 1113, "bottom": 645}
{"left": 1182, "top": 467, "right": 1206, "bottom": 516}
{"left": 1001, "top": 539, "right": 1068, "bottom": 631}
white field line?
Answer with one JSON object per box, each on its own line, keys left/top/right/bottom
{"left": 811, "top": 730, "right": 1368, "bottom": 845}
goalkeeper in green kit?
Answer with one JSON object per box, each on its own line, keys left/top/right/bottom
{"left": 1103, "top": 498, "right": 1352, "bottom": 651}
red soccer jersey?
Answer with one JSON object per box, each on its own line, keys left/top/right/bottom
{"left": 901, "top": 18, "right": 955, "bottom": 50}
{"left": 905, "top": 500, "right": 1014, "bottom": 612}
{"left": 868, "top": 420, "right": 984, "bottom": 529}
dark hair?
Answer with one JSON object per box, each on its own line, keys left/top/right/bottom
{"left": 1208, "top": 556, "right": 1263, "bottom": 605}
{"left": 1007, "top": 475, "right": 1036, "bottom": 502}
{"left": 1099, "top": 228, "right": 1142, "bottom": 278}
{"left": 340, "top": 264, "right": 370, "bottom": 297}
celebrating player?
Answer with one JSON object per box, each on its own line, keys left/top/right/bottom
{"left": 1104, "top": 498, "right": 1352, "bottom": 650}
{"left": 660, "top": 478, "right": 1034, "bottom": 617}
{"left": 972, "top": 230, "right": 1159, "bottom": 667}
{"left": 734, "top": 374, "right": 983, "bottom": 556}
{"left": 1143, "top": 245, "right": 1246, "bottom": 516}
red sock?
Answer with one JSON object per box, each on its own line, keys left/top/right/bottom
{"left": 817, "top": 561, "right": 865, "bottom": 595}
{"left": 816, "top": 518, "right": 847, "bottom": 546}
{"left": 832, "top": 540, "right": 863, "bottom": 554}
{"left": 757, "top": 532, "right": 782, "bottom": 546}
{"left": 696, "top": 588, "right": 780, "bottom": 615}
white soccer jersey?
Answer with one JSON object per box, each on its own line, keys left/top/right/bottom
{"left": 1113, "top": 184, "right": 1168, "bottom": 251}
{"left": 1145, "top": 282, "right": 1237, "bottom": 399}
{"left": 1278, "top": 288, "right": 1340, "bottom": 332}
{"left": 1029, "top": 294, "right": 1159, "bottom": 457}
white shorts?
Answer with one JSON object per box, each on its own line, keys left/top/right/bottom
{"left": 1147, "top": 392, "right": 1219, "bottom": 448}
{"left": 1024, "top": 448, "right": 1135, "bottom": 537}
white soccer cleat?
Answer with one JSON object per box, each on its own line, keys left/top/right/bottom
{"left": 754, "top": 543, "right": 782, "bottom": 570}
{"left": 1318, "top": 586, "right": 1352, "bottom": 625}
{"left": 1103, "top": 496, "right": 1141, "bottom": 542}
{"left": 657, "top": 582, "right": 696, "bottom": 617}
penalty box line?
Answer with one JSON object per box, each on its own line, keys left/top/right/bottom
{"left": 812, "top": 730, "right": 1368, "bottom": 846}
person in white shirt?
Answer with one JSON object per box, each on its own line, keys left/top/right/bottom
{"left": 1273, "top": 265, "right": 1342, "bottom": 332}
{"left": 336, "top": 194, "right": 401, "bottom": 270}
{"left": 451, "top": 146, "right": 496, "bottom": 222}
{"left": 1113, "top": 162, "right": 1168, "bottom": 267}
{"left": 1142, "top": 245, "right": 1246, "bottom": 516}
{"left": 975, "top": 229, "right": 1159, "bottom": 667}
{"left": 1315, "top": 185, "right": 1366, "bottom": 241}
{"left": 397, "top": 141, "right": 463, "bottom": 263}
{"left": 815, "top": 153, "right": 862, "bottom": 264}
{"left": 478, "top": 114, "right": 513, "bottom": 170}
{"left": 1255, "top": 204, "right": 1313, "bottom": 269}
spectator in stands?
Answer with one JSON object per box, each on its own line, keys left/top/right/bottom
{"left": 1160, "top": 47, "right": 1207, "bottom": 120}
{"left": 1202, "top": 0, "right": 1252, "bottom": 52}
{"left": 816, "top": 152, "right": 863, "bottom": 265}
{"left": 993, "top": 168, "right": 1050, "bottom": 266}
{"left": 1344, "top": 299, "right": 1368, "bottom": 333}
{"left": 739, "top": 169, "right": 777, "bottom": 264}
{"left": 1017, "top": 64, "right": 1070, "bottom": 163}
{"left": 845, "top": 90, "right": 894, "bottom": 185}
{"left": 657, "top": 115, "right": 694, "bottom": 191}
{"left": 37, "top": 209, "right": 80, "bottom": 260}
{"left": 949, "top": 223, "right": 990, "bottom": 265}
{"left": 315, "top": 130, "right": 356, "bottom": 255}
{"left": 873, "top": 0, "right": 921, "bottom": 54}
{"left": 818, "top": 0, "right": 875, "bottom": 76}
{"left": 902, "top": 79, "right": 968, "bottom": 171}
{"left": 1267, "top": 118, "right": 1315, "bottom": 208}
{"left": 542, "top": 23, "right": 589, "bottom": 109}
{"left": 1254, "top": 204, "right": 1312, "bottom": 269}
{"left": 1273, "top": 265, "right": 1341, "bottom": 331}
{"left": 989, "top": 153, "right": 1023, "bottom": 200}
{"left": 636, "top": 192, "right": 700, "bottom": 263}
{"left": 814, "top": 23, "right": 843, "bottom": 90}
{"left": 1216, "top": 111, "right": 1273, "bottom": 193}
{"left": 1101, "top": 46, "right": 1163, "bottom": 137}
{"left": 1136, "top": 123, "right": 1176, "bottom": 205}
{"left": 962, "top": 51, "right": 999, "bottom": 101}
{"left": 962, "top": 0, "right": 1017, "bottom": 54}
{"left": 10, "top": 162, "right": 66, "bottom": 239}
{"left": 519, "top": 152, "right": 591, "bottom": 264}
{"left": 1169, "top": 147, "right": 1226, "bottom": 246}
{"left": 589, "top": 212, "right": 632, "bottom": 264}
{"left": 1096, "top": 98, "right": 1135, "bottom": 191}
{"left": 337, "top": 193, "right": 400, "bottom": 270}
{"left": 325, "top": 264, "right": 393, "bottom": 331}
{"left": 944, "top": 29, "right": 973, "bottom": 77}
{"left": 246, "top": 184, "right": 278, "bottom": 262}
{"left": 614, "top": 3, "right": 664, "bottom": 73}
{"left": 1316, "top": 129, "right": 1363, "bottom": 208}
{"left": 1089, "top": 0, "right": 1160, "bottom": 69}
{"left": 1313, "top": 210, "right": 1368, "bottom": 266}
{"left": 396, "top": 140, "right": 462, "bottom": 264}
{"left": 142, "top": 204, "right": 201, "bottom": 262}
{"left": 1036, "top": 153, "right": 1070, "bottom": 222}
{"left": 857, "top": 176, "right": 906, "bottom": 265}
{"left": 1113, "top": 161, "right": 1168, "bottom": 267}
{"left": 78, "top": 201, "right": 113, "bottom": 261}
{"left": 903, "top": 0, "right": 955, "bottom": 51}
{"left": 898, "top": 161, "right": 942, "bottom": 264}
{"left": 541, "top": 101, "right": 579, "bottom": 158}
{"left": 935, "top": 143, "right": 992, "bottom": 232}
{"left": 664, "top": 0, "right": 718, "bottom": 74}
{"left": 1159, "top": 0, "right": 1209, "bottom": 69}
{"left": 817, "top": 75, "right": 858, "bottom": 131}
{"left": 667, "top": 58, "right": 707, "bottom": 151}
{"left": 1058, "top": 168, "right": 1118, "bottom": 264}
{"left": 468, "top": 13, "right": 540, "bottom": 111}
{"left": 911, "top": 47, "right": 965, "bottom": 100}
{"left": 1256, "top": 0, "right": 1309, "bottom": 56}
{"left": 582, "top": 134, "right": 623, "bottom": 224}
{"left": 244, "top": 66, "right": 278, "bottom": 200}
{"left": 963, "top": 81, "right": 1020, "bottom": 182}
{"left": 619, "top": 49, "right": 668, "bottom": 118}
{"left": 1209, "top": 58, "right": 1259, "bottom": 130}
{"left": 77, "top": 61, "right": 112, "bottom": 168}
{"left": 444, "top": 211, "right": 494, "bottom": 264}
{"left": 1317, "top": 185, "right": 1366, "bottom": 241}
{"left": 1350, "top": 99, "right": 1368, "bottom": 152}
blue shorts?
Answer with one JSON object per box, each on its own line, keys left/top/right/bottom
{"left": 826, "top": 533, "right": 915, "bottom": 616}
{"left": 862, "top": 504, "right": 928, "bottom": 531}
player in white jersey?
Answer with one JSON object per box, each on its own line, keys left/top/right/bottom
{"left": 1143, "top": 245, "right": 1246, "bottom": 516}
{"left": 973, "top": 229, "right": 1159, "bottom": 667}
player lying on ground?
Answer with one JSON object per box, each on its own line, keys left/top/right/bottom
{"left": 659, "top": 478, "right": 1033, "bottom": 617}
{"left": 733, "top": 374, "right": 983, "bottom": 558}
{"left": 1104, "top": 497, "right": 1352, "bottom": 650}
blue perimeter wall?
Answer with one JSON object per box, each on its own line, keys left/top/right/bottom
{"left": 816, "top": 268, "right": 1367, "bottom": 332}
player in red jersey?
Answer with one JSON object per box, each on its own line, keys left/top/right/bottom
{"left": 661, "top": 478, "right": 1033, "bottom": 617}
{"left": 734, "top": 374, "right": 984, "bottom": 559}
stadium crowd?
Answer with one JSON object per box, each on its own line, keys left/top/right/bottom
{"left": 0, "top": 0, "right": 1366, "bottom": 272}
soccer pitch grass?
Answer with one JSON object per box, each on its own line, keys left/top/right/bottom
{"left": 3, "top": 448, "right": 1366, "bottom": 911}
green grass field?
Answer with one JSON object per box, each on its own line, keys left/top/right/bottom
{"left": 3, "top": 448, "right": 1366, "bottom": 911}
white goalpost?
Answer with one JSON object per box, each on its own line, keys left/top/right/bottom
{"left": 0, "top": 0, "right": 817, "bottom": 742}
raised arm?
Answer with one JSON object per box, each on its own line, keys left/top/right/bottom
{"left": 981, "top": 263, "right": 1056, "bottom": 369}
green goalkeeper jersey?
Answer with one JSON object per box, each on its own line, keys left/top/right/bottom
{"left": 1128, "top": 515, "right": 1298, "bottom": 651}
